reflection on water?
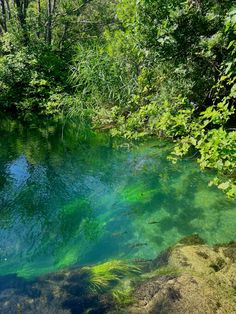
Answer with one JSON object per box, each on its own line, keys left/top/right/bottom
{"left": 0, "top": 116, "right": 235, "bottom": 278}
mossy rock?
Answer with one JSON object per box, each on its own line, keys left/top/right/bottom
{"left": 126, "top": 240, "right": 236, "bottom": 313}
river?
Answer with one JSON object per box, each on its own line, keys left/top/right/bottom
{"left": 0, "top": 116, "right": 235, "bottom": 278}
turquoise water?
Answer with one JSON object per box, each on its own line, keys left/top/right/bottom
{"left": 0, "top": 117, "right": 235, "bottom": 278}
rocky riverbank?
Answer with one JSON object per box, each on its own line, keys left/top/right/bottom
{"left": 0, "top": 236, "right": 235, "bottom": 313}
{"left": 126, "top": 236, "right": 236, "bottom": 314}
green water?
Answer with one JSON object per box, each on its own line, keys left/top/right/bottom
{"left": 0, "top": 117, "right": 235, "bottom": 278}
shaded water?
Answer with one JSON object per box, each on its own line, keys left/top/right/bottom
{"left": 0, "top": 116, "right": 235, "bottom": 278}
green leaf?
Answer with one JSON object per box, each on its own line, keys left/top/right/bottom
{"left": 230, "top": 84, "right": 236, "bottom": 98}
{"left": 218, "top": 182, "right": 230, "bottom": 190}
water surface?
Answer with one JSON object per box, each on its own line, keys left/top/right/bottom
{"left": 0, "top": 116, "right": 235, "bottom": 278}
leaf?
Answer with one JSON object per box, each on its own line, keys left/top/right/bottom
{"left": 230, "top": 84, "right": 236, "bottom": 98}
{"left": 218, "top": 181, "right": 230, "bottom": 190}
{"left": 227, "top": 40, "right": 235, "bottom": 50}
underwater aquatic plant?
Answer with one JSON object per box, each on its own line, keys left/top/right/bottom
{"left": 120, "top": 181, "right": 157, "bottom": 204}
{"left": 55, "top": 246, "right": 80, "bottom": 269}
{"left": 112, "top": 287, "right": 134, "bottom": 306}
{"left": 112, "top": 280, "right": 135, "bottom": 306}
{"left": 83, "top": 260, "right": 140, "bottom": 292}
{"left": 141, "top": 266, "right": 181, "bottom": 280}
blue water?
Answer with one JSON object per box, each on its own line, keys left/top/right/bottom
{"left": 0, "top": 117, "right": 235, "bottom": 278}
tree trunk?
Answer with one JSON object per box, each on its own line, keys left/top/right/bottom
{"left": 5, "top": 0, "right": 11, "bottom": 19}
{"left": 14, "top": 0, "right": 24, "bottom": 29}
{"left": 37, "top": 0, "right": 41, "bottom": 38}
{"left": 14, "top": 0, "right": 29, "bottom": 42}
{"left": 0, "top": 0, "right": 7, "bottom": 32}
{"left": 46, "top": 0, "right": 56, "bottom": 45}
{"left": 23, "top": 0, "right": 28, "bottom": 21}
{"left": 46, "top": 0, "right": 52, "bottom": 44}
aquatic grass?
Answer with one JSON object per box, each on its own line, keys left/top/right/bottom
{"left": 141, "top": 266, "right": 181, "bottom": 280}
{"left": 56, "top": 247, "right": 79, "bottom": 269}
{"left": 112, "top": 285, "right": 134, "bottom": 306}
{"left": 83, "top": 260, "right": 140, "bottom": 292}
{"left": 81, "top": 217, "right": 103, "bottom": 241}
{"left": 120, "top": 181, "right": 157, "bottom": 204}
{"left": 17, "top": 264, "right": 55, "bottom": 278}
{"left": 60, "top": 198, "right": 91, "bottom": 216}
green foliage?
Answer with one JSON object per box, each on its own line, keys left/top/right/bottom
{"left": 0, "top": 32, "right": 70, "bottom": 114}
{"left": 0, "top": 0, "right": 108, "bottom": 115}
{"left": 0, "top": 0, "right": 236, "bottom": 196}
{"left": 167, "top": 8, "right": 236, "bottom": 197}
{"left": 93, "top": 1, "right": 236, "bottom": 197}
{"left": 70, "top": 41, "right": 137, "bottom": 109}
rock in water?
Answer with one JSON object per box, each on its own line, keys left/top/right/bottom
{"left": 127, "top": 241, "right": 236, "bottom": 314}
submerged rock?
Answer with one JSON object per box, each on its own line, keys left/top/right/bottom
{"left": 0, "top": 268, "right": 114, "bottom": 314}
{"left": 0, "top": 238, "right": 235, "bottom": 313}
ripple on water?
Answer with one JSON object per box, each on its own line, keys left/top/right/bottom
{"left": 0, "top": 118, "right": 235, "bottom": 278}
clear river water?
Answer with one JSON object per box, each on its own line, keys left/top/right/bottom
{"left": 0, "top": 116, "right": 235, "bottom": 279}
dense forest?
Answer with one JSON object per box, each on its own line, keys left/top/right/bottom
{"left": 0, "top": 0, "right": 236, "bottom": 197}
